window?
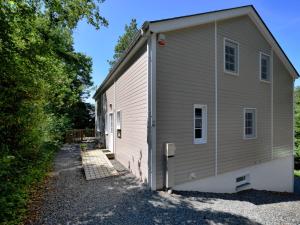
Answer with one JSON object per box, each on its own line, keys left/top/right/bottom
{"left": 244, "top": 108, "right": 256, "bottom": 139}
{"left": 116, "top": 111, "right": 121, "bottom": 130}
{"left": 260, "top": 52, "right": 271, "bottom": 82}
{"left": 109, "top": 113, "right": 113, "bottom": 133}
{"left": 105, "top": 114, "right": 108, "bottom": 134}
{"left": 224, "top": 38, "right": 239, "bottom": 75}
{"left": 194, "top": 104, "right": 207, "bottom": 144}
{"left": 116, "top": 111, "right": 122, "bottom": 138}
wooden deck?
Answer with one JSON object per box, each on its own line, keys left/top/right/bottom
{"left": 81, "top": 150, "right": 118, "bottom": 180}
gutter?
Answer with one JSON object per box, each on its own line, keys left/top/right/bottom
{"left": 93, "top": 22, "right": 150, "bottom": 99}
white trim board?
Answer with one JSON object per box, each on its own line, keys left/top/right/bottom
{"left": 214, "top": 20, "right": 218, "bottom": 176}
{"left": 223, "top": 37, "right": 240, "bottom": 76}
{"left": 243, "top": 108, "right": 257, "bottom": 140}
{"left": 259, "top": 51, "right": 271, "bottom": 83}
{"left": 148, "top": 6, "right": 297, "bottom": 79}
{"left": 149, "top": 33, "right": 157, "bottom": 190}
{"left": 94, "top": 6, "right": 298, "bottom": 100}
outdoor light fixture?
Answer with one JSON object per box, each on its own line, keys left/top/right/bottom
{"left": 158, "top": 33, "right": 166, "bottom": 46}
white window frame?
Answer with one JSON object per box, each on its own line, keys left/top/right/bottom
{"left": 259, "top": 52, "right": 271, "bottom": 83}
{"left": 193, "top": 104, "right": 207, "bottom": 144}
{"left": 224, "top": 37, "right": 239, "bottom": 76}
{"left": 243, "top": 108, "right": 257, "bottom": 139}
{"left": 116, "top": 110, "right": 122, "bottom": 130}
{"left": 105, "top": 113, "right": 108, "bottom": 134}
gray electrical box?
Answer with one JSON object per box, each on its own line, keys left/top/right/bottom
{"left": 164, "top": 143, "right": 176, "bottom": 189}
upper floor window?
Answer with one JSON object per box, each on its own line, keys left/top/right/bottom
{"left": 194, "top": 104, "right": 207, "bottom": 144}
{"left": 224, "top": 38, "right": 239, "bottom": 75}
{"left": 244, "top": 108, "right": 256, "bottom": 139}
{"left": 260, "top": 52, "right": 271, "bottom": 82}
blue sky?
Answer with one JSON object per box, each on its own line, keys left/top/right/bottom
{"left": 73, "top": 0, "right": 300, "bottom": 103}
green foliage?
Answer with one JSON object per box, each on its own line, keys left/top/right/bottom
{"left": 295, "top": 170, "right": 300, "bottom": 177}
{"left": 71, "top": 102, "right": 95, "bottom": 129}
{"left": 0, "top": 0, "right": 106, "bottom": 224}
{"left": 295, "top": 87, "right": 300, "bottom": 159}
{"left": 108, "top": 19, "right": 139, "bottom": 68}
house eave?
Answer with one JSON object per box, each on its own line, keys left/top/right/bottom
{"left": 148, "top": 5, "right": 298, "bottom": 79}
{"left": 93, "top": 25, "right": 150, "bottom": 99}
{"left": 94, "top": 5, "right": 298, "bottom": 100}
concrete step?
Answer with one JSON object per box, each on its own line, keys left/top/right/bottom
{"left": 101, "top": 149, "right": 115, "bottom": 159}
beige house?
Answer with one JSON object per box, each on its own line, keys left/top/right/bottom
{"left": 94, "top": 5, "right": 298, "bottom": 193}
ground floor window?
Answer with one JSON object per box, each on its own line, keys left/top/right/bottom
{"left": 194, "top": 104, "right": 207, "bottom": 144}
{"left": 244, "top": 108, "right": 256, "bottom": 139}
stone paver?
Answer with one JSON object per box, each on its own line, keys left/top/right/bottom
{"left": 81, "top": 150, "right": 118, "bottom": 180}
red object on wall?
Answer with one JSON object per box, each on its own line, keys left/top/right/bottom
{"left": 158, "top": 34, "right": 166, "bottom": 46}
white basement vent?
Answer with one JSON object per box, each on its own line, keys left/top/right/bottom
{"left": 235, "top": 174, "right": 251, "bottom": 192}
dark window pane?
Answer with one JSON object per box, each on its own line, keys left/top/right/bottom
{"left": 195, "top": 119, "right": 202, "bottom": 128}
{"left": 246, "top": 120, "right": 252, "bottom": 127}
{"left": 246, "top": 127, "right": 253, "bottom": 135}
{"left": 195, "top": 129, "right": 202, "bottom": 138}
{"left": 225, "top": 46, "right": 230, "bottom": 54}
{"left": 246, "top": 113, "right": 252, "bottom": 120}
{"left": 195, "top": 108, "right": 202, "bottom": 117}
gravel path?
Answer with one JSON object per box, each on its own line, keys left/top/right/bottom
{"left": 35, "top": 144, "right": 300, "bottom": 225}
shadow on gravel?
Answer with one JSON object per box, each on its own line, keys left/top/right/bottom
{"left": 174, "top": 189, "right": 300, "bottom": 206}
{"left": 72, "top": 176, "right": 262, "bottom": 225}
{"left": 35, "top": 144, "right": 299, "bottom": 225}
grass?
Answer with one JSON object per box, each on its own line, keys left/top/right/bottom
{"left": 295, "top": 170, "right": 300, "bottom": 177}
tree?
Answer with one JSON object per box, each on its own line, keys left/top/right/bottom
{"left": 0, "top": 0, "right": 106, "bottom": 223}
{"left": 108, "top": 19, "right": 139, "bottom": 68}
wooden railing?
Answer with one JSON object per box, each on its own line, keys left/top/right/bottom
{"left": 65, "top": 129, "right": 95, "bottom": 143}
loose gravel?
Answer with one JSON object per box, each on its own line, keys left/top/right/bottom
{"left": 35, "top": 144, "right": 300, "bottom": 225}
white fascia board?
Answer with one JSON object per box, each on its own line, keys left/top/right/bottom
{"left": 148, "top": 7, "right": 252, "bottom": 33}
{"left": 94, "top": 32, "right": 148, "bottom": 99}
{"left": 248, "top": 11, "right": 298, "bottom": 78}
{"left": 149, "top": 6, "right": 298, "bottom": 79}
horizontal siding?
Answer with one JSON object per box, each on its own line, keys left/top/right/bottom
{"left": 217, "top": 16, "right": 272, "bottom": 174}
{"left": 115, "top": 47, "right": 149, "bottom": 183}
{"left": 156, "top": 23, "right": 215, "bottom": 188}
{"left": 272, "top": 54, "right": 293, "bottom": 159}
{"left": 104, "top": 83, "right": 115, "bottom": 148}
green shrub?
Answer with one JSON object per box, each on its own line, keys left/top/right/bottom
{"left": 0, "top": 143, "right": 58, "bottom": 225}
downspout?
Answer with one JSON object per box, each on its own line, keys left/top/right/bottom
{"left": 147, "top": 31, "right": 157, "bottom": 190}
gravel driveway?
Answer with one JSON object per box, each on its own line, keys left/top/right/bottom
{"left": 35, "top": 144, "right": 300, "bottom": 225}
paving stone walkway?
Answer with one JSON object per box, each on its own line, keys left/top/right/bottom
{"left": 81, "top": 150, "right": 118, "bottom": 180}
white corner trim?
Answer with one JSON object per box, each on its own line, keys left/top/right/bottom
{"left": 113, "top": 80, "right": 116, "bottom": 154}
{"left": 292, "top": 78, "right": 295, "bottom": 190}
{"left": 149, "top": 6, "right": 252, "bottom": 33}
{"left": 214, "top": 20, "right": 218, "bottom": 176}
{"left": 248, "top": 11, "right": 297, "bottom": 78}
{"left": 149, "top": 33, "right": 157, "bottom": 190}
{"left": 223, "top": 37, "right": 239, "bottom": 76}
{"left": 147, "top": 6, "right": 297, "bottom": 78}
{"left": 243, "top": 108, "right": 257, "bottom": 140}
{"left": 259, "top": 51, "right": 271, "bottom": 83}
{"left": 271, "top": 49, "right": 274, "bottom": 160}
